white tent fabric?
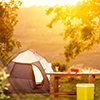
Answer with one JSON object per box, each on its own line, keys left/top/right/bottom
{"left": 32, "top": 65, "right": 43, "bottom": 84}
{"left": 12, "top": 50, "right": 53, "bottom": 82}
{"left": 45, "top": 63, "right": 53, "bottom": 80}
{"left": 13, "top": 50, "right": 43, "bottom": 63}
{"left": 45, "top": 63, "right": 53, "bottom": 73}
{"left": 40, "top": 58, "right": 48, "bottom": 70}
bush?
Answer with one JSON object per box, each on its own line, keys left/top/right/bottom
{"left": 0, "top": 67, "right": 10, "bottom": 100}
{"left": 52, "top": 60, "right": 68, "bottom": 72}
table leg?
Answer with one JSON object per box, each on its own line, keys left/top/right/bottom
{"left": 55, "top": 77, "right": 59, "bottom": 93}
{"left": 50, "top": 75, "right": 55, "bottom": 98}
{"left": 88, "top": 75, "right": 96, "bottom": 94}
{"left": 88, "top": 75, "right": 95, "bottom": 84}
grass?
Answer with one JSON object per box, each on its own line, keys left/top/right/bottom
{"left": 8, "top": 77, "right": 100, "bottom": 100}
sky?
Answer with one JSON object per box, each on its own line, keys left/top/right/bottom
{"left": 1, "top": 0, "right": 84, "bottom": 7}
{"left": 20, "top": 0, "right": 83, "bottom": 7}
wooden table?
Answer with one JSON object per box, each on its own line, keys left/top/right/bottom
{"left": 46, "top": 72, "right": 100, "bottom": 98}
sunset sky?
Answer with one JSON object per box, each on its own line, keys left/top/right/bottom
{"left": 20, "top": 0, "right": 83, "bottom": 7}
{"left": 1, "top": 0, "right": 84, "bottom": 7}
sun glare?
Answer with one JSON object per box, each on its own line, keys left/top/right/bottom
{"left": 1, "top": 0, "right": 84, "bottom": 7}
{"left": 48, "top": 0, "right": 84, "bottom": 6}
{"left": 66, "top": 0, "right": 83, "bottom": 6}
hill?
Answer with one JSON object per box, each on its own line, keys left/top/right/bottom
{"left": 14, "top": 5, "right": 65, "bottom": 44}
{"left": 13, "top": 5, "right": 100, "bottom": 69}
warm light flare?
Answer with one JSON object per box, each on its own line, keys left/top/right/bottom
{"left": 20, "top": 0, "right": 84, "bottom": 7}
{"left": 66, "top": 0, "right": 84, "bottom": 6}
{"left": 1, "top": 0, "right": 84, "bottom": 7}
{"left": 46, "top": 0, "right": 84, "bottom": 6}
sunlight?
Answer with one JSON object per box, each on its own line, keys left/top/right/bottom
{"left": 66, "top": 0, "right": 84, "bottom": 6}
{"left": 47, "top": 0, "right": 84, "bottom": 6}
{"left": 0, "top": 0, "right": 9, "bottom": 2}
{"left": 1, "top": 0, "right": 84, "bottom": 7}
{"left": 20, "top": 0, "right": 84, "bottom": 7}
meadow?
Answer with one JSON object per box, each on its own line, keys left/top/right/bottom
{"left": 9, "top": 77, "right": 100, "bottom": 100}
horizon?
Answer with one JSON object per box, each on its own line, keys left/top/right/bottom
{"left": 20, "top": 0, "right": 83, "bottom": 7}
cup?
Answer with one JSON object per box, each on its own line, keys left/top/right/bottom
{"left": 55, "top": 66, "right": 59, "bottom": 72}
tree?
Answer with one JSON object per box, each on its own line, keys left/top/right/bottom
{"left": 0, "top": 0, "right": 22, "bottom": 61}
{"left": 46, "top": 0, "right": 100, "bottom": 62}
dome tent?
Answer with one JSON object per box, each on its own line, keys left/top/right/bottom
{"left": 7, "top": 49, "right": 53, "bottom": 93}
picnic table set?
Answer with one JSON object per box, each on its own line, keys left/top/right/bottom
{"left": 46, "top": 67, "right": 100, "bottom": 99}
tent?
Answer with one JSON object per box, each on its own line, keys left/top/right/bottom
{"left": 7, "top": 49, "right": 53, "bottom": 93}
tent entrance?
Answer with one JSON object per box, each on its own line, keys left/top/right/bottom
{"left": 32, "top": 65, "right": 44, "bottom": 88}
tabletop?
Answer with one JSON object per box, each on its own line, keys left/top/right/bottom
{"left": 46, "top": 72, "right": 100, "bottom": 75}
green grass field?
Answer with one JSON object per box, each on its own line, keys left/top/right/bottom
{"left": 9, "top": 77, "right": 100, "bottom": 100}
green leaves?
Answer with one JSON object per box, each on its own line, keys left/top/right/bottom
{"left": 0, "top": 0, "right": 22, "bottom": 61}
{"left": 46, "top": 7, "right": 54, "bottom": 15}
{"left": 0, "top": 67, "right": 10, "bottom": 100}
{"left": 46, "top": 0, "right": 100, "bottom": 63}
{"left": 81, "top": 26, "right": 93, "bottom": 41}
{"left": 52, "top": 60, "right": 68, "bottom": 72}
{"left": 64, "top": 39, "right": 83, "bottom": 62}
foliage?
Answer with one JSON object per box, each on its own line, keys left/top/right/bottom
{"left": 46, "top": 0, "right": 100, "bottom": 62}
{"left": 0, "top": 67, "right": 10, "bottom": 100}
{"left": 70, "top": 67, "right": 78, "bottom": 70}
{"left": 52, "top": 60, "right": 68, "bottom": 72}
{"left": 0, "top": 0, "right": 22, "bottom": 61}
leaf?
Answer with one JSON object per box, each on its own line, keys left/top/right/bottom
{"left": 46, "top": 1, "right": 100, "bottom": 62}
{"left": 0, "top": 0, "right": 21, "bottom": 61}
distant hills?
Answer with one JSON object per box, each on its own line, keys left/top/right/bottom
{"left": 14, "top": 5, "right": 65, "bottom": 44}
{"left": 13, "top": 5, "right": 100, "bottom": 69}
